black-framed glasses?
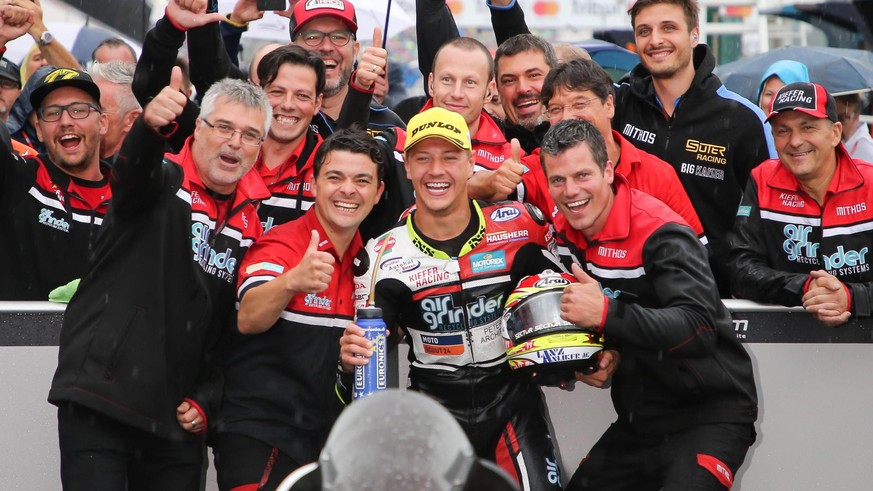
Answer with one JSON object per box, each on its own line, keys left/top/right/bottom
{"left": 295, "top": 30, "right": 355, "bottom": 47}
{"left": 202, "top": 119, "right": 264, "bottom": 146}
{"left": 38, "top": 102, "right": 101, "bottom": 122}
{"left": 544, "top": 97, "right": 599, "bottom": 121}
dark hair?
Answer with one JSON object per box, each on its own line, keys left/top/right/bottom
{"left": 629, "top": 0, "right": 699, "bottom": 30}
{"left": 313, "top": 124, "right": 384, "bottom": 181}
{"left": 257, "top": 45, "right": 326, "bottom": 96}
{"left": 541, "top": 59, "right": 614, "bottom": 107}
{"left": 540, "top": 119, "right": 609, "bottom": 172}
{"left": 835, "top": 92, "right": 863, "bottom": 112}
{"left": 494, "top": 34, "right": 558, "bottom": 76}
{"left": 434, "top": 37, "right": 495, "bottom": 82}
{"left": 91, "top": 37, "right": 137, "bottom": 63}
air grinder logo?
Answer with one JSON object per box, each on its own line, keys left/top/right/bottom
{"left": 191, "top": 222, "right": 238, "bottom": 282}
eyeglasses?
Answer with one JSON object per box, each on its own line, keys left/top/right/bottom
{"left": 0, "top": 79, "right": 18, "bottom": 90}
{"left": 295, "top": 30, "right": 355, "bottom": 47}
{"left": 38, "top": 102, "right": 101, "bottom": 122}
{"left": 544, "top": 97, "right": 599, "bottom": 121}
{"left": 201, "top": 119, "right": 264, "bottom": 146}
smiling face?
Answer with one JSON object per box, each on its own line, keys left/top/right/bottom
{"left": 192, "top": 98, "right": 266, "bottom": 194}
{"left": 633, "top": 3, "right": 698, "bottom": 80}
{"left": 404, "top": 137, "right": 474, "bottom": 219}
{"left": 429, "top": 45, "right": 492, "bottom": 128}
{"left": 263, "top": 63, "right": 322, "bottom": 146}
{"left": 313, "top": 149, "right": 384, "bottom": 236}
{"left": 546, "top": 87, "right": 614, "bottom": 140}
{"left": 497, "top": 49, "right": 550, "bottom": 130}
{"left": 36, "top": 86, "right": 108, "bottom": 176}
{"left": 294, "top": 17, "right": 359, "bottom": 98}
{"left": 543, "top": 142, "right": 615, "bottom": 240}
{"left": 771, "top": 111, "right": 841, "bottom": 185}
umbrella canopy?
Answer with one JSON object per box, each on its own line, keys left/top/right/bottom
{"left": 714, "top": 45, "right": 873, "bottom": 103}
{"left": 217, "top": 0, "right": 414, "bottom": 43}
{"left": 3, "top": 22, "right": 141, "bottom": 68}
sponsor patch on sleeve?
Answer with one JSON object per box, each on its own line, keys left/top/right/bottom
{"left": 736, "top": 205, "right": 752, "bottom": 217}
{"left": 244, "top": 261, "right": 285, "bottom": 275}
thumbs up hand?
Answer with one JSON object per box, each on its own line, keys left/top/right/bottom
{"left": 143, "top": 66, "right": 189, "bottom": 131}
{"left": 353, "top": 27, "right": 388, "bottom": 91}
{"left": 286, "top": 230, "right": 336, "bottom": 293}
{"left": 467, "top": 139, "right": 526, "bottom": 201}
{"left": 560, "top": 263, "right": 606, "bottom": 329}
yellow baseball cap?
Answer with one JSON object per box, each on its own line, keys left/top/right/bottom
{"left": 405, "top": 107, "right": 472, "bottom": 152}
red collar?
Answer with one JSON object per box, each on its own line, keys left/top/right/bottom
{"left": 171, "top": 136, "right": 270, "bottom": 204}
{"left": 421, "top": 98, "right": 507, "bottom": 145}
{"left": 299, "top": 207, "right": 363, "bottom": 262}
{"left": 553, "top": 175, "right": 632, "bottom": 248}
{"left": 766, "top": 143, "right": 864, "bottom": 197}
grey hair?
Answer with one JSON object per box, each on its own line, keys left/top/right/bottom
{"left": 199, "top": 78, "right": 272, "bottom": 137}
{"left": 87, "top": 61, "right": 141, "bottom": 115}
{"left": 540, "top": 119, "right": 609, "bottom": 172}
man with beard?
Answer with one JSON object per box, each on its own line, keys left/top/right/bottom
{"left": 0, "top": 53, "right": 110, "bottom": 299}
{"left": 185, "top": 0, "right": 405, "bottom": 136}
{"left": 494, "top": 34, "right": 555, "bottom": 154}
{"left": 610, "top": 0, "right": 775, "bottom": 296}
{"left": 486, "top": 0, "right": 775, "bottom": 296}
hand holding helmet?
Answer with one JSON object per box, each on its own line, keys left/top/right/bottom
{"left": 501, "top": 270, "right": 605, "bottom": 387}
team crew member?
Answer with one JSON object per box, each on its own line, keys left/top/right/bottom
{"left": 493, "top": 33, "right": 556, "bottom": 154}
{"left": 166, "top": 0, "right": 412, "bottom": 239}
{"left": 340, "top": 107, "right": 565, "bottom": 491}
{"left": 730, "top": 82, "right": 873, "bottom": 326}
{"left": 248, "top": 45, "right": 325, "bottom": 232}
{"left": 213, "top": 128, "right": 384, "bottom": 490}
{"left": 542, "top": 119, "right": 758, "bottom": 491}
{"left": 0, "top": 64, "right": 110, "bottom": 300}
{"left": 49, "top": 72, "right": 271, "bottom": 489}
{"left": 538, "top": 58, "right": 704, "bottom": 236}
{"left": 611, "top": 0, "right": 775, "bottom": 295}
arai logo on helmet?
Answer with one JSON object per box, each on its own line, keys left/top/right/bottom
{"left": 533, "top": 276, "right": 570, "bottom": 289}
{"left": 490, "top": 207, "right": 521, "bottom": 222}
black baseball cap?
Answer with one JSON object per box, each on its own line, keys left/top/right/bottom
{"left": 29, "top": 67, "right": 101, "bottom": 109}
{"left": 0, "top": 57, "right": 20, "bottom": 88}
{"left": 766, "top": 82, "right": 837, "bottom": 123}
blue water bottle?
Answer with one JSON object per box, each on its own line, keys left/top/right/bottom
{"left": 353, "top": 307, "right": 387, "bottom": 400}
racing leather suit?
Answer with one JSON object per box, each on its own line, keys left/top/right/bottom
{"left": 353, "top": 200, "right": 564, "bottom": 490}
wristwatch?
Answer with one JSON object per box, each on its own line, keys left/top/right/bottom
{"left": 37, "top": 31, "right": 54, "bottom": 47}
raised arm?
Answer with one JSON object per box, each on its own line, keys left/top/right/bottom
{"left": 13, "top": 0, "right": 80, "bottom": 69}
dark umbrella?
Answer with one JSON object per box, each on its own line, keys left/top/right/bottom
{"left": 715, "top": 45, "right": 873, "bottom": 103}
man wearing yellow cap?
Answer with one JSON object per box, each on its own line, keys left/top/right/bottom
{"left": 340, "top": 107, "right": 566, "bottom": 490}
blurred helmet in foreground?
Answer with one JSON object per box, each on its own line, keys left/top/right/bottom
{"left": 502, "top": 270, "right": 605, "bottom": 386}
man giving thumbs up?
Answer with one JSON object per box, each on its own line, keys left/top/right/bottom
{"left": 215, "top": 127, "right": 384, "bottom": 490}
{"left": 540, "top": 119, "right": 759, "bottom": 491}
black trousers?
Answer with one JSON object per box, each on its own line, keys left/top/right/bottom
{"left": 566, "top": 422, "right": 756, "bottom": 491}
{"left": 212, "top": 432, "right": 306, "bottom": 491}
{"left": 57, "top": 402, "right": 205, "bottom": 491}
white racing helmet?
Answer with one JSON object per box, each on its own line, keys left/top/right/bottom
{"left": 501, "top": 270, "right": 605, "bottom": 386}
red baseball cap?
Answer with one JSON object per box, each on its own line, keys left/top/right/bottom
{"left": 290, "top": 0, "right": 358, "bottom": 38}
{"left": 766, "top": 82, "right": 837, "bottom": 123}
